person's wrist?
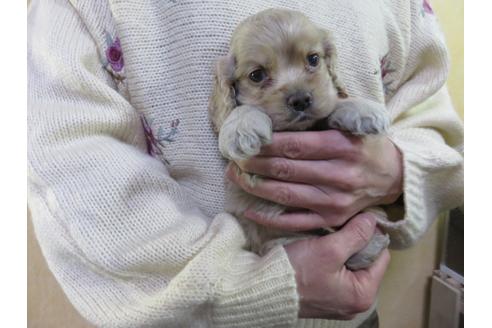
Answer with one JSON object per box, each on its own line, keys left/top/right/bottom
{"left": 380, "top": 138, "right": 404, "bottom": 205}
{"left": 284, "top": 241, "right": 320, "bottom": 319}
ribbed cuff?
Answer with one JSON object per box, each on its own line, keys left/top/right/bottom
{"left": 212, "top": 245, "right": 299, "bottom": 328}
{"left": 378, "top": 134, "right": 435, "bottom": 249}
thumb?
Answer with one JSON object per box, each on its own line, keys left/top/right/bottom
{"left": 323, "top": 212, "right": 377, "bottom": 262}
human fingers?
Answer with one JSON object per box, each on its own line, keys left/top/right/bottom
{"left": 354, "top": 249, "right": 391, "bottom": 285}
{"left": 226, "top": 163, "right": 329, "bottom": 210}
{"left": 320, "top": 212, "right": 377, "bottom": 262}
{"left": 258, "top": 130, "right": 363, "bottom": 160}
{"left": 344, "top": 249, "right": 391, "bottom": 313}
{"left": 239, "top": 157, "right": 364, "bottom": 190}
{"left": 244, "top": 210, "right": 328, "bottom": 231}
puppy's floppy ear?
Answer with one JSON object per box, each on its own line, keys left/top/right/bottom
{"left": 209, "top": 53, "right": 237, "bottom": 133}
{"left": 320, "top": 30, "right": 348, "bottom": 99}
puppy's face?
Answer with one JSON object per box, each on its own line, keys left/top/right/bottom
{"left": 232, "top": 11, "right": 339, "bottom": 131}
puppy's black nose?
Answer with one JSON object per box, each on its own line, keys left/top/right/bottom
{"left": 287, "top": 92, "right": 312, "bottom": 112}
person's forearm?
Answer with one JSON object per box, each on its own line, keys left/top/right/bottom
{"left": 381, "top": 87, "right": 464, "bottom": 248}
{"left": 28, "top": 1, "right": 299, "bottom": 326}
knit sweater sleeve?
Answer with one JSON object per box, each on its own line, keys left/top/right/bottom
{"left": 377, "top": 0, "right": 464, "bottom": 248}
{"left": 27, "top": 1, "right": 298, "bottom": 327}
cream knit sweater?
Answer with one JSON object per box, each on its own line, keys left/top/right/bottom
{"left": 27, "top": 0, "right": 463, "bottom": 327}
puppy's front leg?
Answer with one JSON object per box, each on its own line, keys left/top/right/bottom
{"left": 219, "top": 105, "right": 286, "bottom": 251}
{"left": 346, "top": 232, "right": 390, "bottom": 270}
{"left": 327, "top": 98, "right": 390, "bottom": 135}
{"left": 219, "top": 105, "right": 273, "bottom": 210}
{"left": 219, "top": 105, "right": 273, "bottom": 162}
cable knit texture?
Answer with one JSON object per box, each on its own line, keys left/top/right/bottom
{"left": 27, "top": 0, "right": 463, "bottom": 327}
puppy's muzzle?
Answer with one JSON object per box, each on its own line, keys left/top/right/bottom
{"left": 287, "top": 91, "right": 312, "bottom": 112}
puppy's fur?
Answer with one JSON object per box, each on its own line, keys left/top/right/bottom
{"left": 209, "top": 9, "right": 390, "bottom": 270}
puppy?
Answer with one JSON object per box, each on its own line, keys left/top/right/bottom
{"left": 209, "top": 9, "right": 390, "bottom": 270}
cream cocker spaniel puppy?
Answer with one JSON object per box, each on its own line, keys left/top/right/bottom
{"left": 209, "top": 9, "right": 390, "bottom": 270}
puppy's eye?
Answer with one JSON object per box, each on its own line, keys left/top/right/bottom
{"left": 249, "top": 69, "right": 266, "bottom": 83}
{"left": 307, "top": 53, "right": 320, "bottom": 67}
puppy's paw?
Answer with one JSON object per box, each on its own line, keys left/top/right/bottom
{"left": 219, "top": 105, "right": 272, "bottom": 161}
{"left": 327, "top": 98, "right": 390, "bottom": 135}
{"left": 345, "top": 232, "right": 390, "bottom": 270}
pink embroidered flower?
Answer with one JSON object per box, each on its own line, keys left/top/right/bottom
{"left": 140, "top": 115, "right": 180, "bottom": 164}
{"left": 141, "top": 116, "right": 164, "bottom": 157}
{"left": 423, "top": 0, "right": 434, "bottom": 15}
{"left": 380, "top": 53, "right": 396, "bottom": 95}
{"left": 106, "top": 37, "right": 124, "bottom": 72}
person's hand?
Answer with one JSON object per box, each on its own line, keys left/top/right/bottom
{"left": 226, "top": 130, "right": 403, "bottom": 230}
{"left": 284, "top": 212, "right": 390, "bottom": 319}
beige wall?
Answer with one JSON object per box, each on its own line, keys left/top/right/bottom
{"left": 434, "top": 0, "right": 464, "bottom": 119}
{"left": 28, "top": 214, "right": 91, "bottom": 328}
{"left": 27, "top": 1, "right": 463, "bottom": 327}
{"left": 378, "top": 218, "right": 443, "bottom": 328}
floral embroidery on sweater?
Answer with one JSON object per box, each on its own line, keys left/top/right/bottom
{"left": 380, "top": 53, "right": 396, "bottom": 96}
{"left": 141, "top": 115, "right": 180, "bottom": 164}
{"left": 422, "top": 0, "right": 434, "bottom": 16}
{"left": 102, "top": 32, "right": 125, "bottom": 81}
